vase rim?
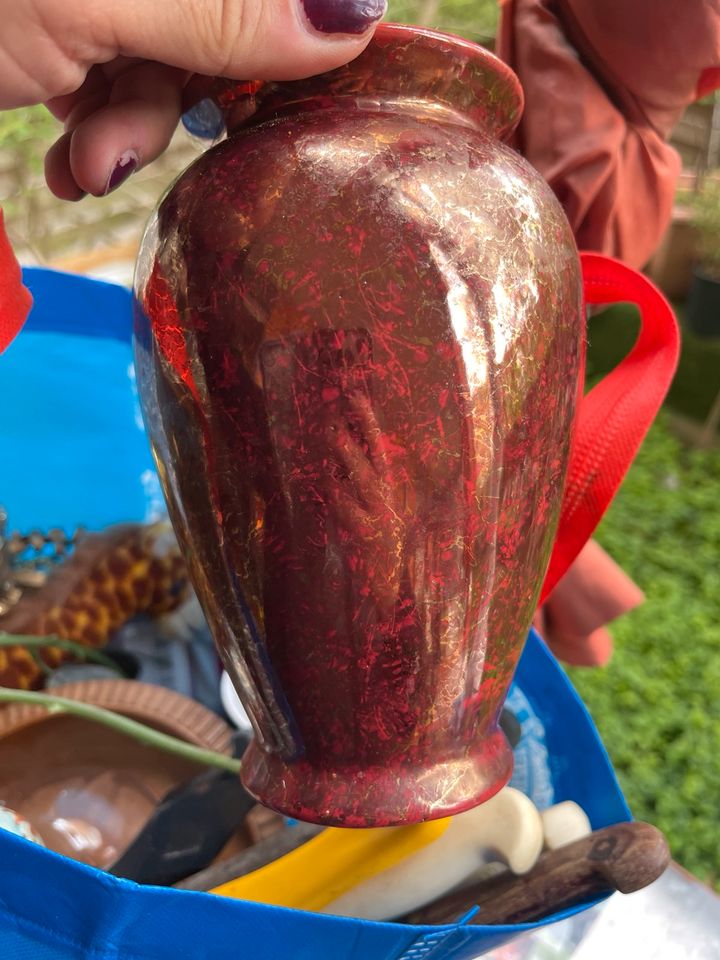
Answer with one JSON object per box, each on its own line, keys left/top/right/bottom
{"left": 374, "top": 22, "right": 523, "bottom": 132}
{"left": 213, "top": 21, "right": 524, "bottom": 141}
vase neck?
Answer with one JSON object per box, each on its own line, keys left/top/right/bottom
{"left": 214, "top": 23, "right": 523, "bottom": 140}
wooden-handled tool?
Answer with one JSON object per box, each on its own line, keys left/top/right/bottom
{"left": 403, "top": 821, "right": 670, "bottom": 926}
{"left": 178, "top": 790, "right": 585, "bottom": 917}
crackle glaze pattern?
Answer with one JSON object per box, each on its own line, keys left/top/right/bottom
{"left": 134, "top": 24, "right": 584, "bottom": 826}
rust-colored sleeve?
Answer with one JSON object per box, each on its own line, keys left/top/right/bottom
{"left": 498, "top": 0, "right": 720, "bottom": 268}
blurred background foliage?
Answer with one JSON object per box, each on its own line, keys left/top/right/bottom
{"left": 0, "top": 0, "right": 718, "bottom": 887}
{"left": 388, "top": 0, "right": 499, "bottom": 40}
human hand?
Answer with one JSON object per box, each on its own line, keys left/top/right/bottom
{"left": 1, "top": 0, "right": 385, "bottom": 199}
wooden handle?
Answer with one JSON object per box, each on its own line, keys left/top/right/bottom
{"left": 404, "top": 821, "right": 670, "bottom": 926}
{"left": 175, "top": 821, "right": 323, "bottom": 891}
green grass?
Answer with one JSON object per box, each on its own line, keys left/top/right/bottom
{"left": 386, "top": 0, "right": 499, "bottom": 42}
{"left": 567, "top": 414, "right": 720, "bottom": 886}
{"left": 570, "top": 306, "right": 720, "bottom": 885}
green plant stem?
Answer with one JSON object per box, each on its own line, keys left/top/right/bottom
{"left": 0, "top": 686, "right": 241, "bottom": 775}
{"left": 0, "top": 632, "right": 126, "bottom": 675}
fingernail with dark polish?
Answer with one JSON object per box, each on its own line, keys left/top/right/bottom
{"left": 104, "top": 151, "right": 139, "bottom": 195}
{"left": 301, "top": 0, "right": 387, "bottom": 35}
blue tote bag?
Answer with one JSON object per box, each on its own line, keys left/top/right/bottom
{"left": 0, "top": 269, "right": 631, "bottom": 960}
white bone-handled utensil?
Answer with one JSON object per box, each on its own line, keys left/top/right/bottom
{"left": 321, "top": 787, "right": 544, "bottom": 921}
{"left": 458, "top": 797, "right": 593, "bottom": 890}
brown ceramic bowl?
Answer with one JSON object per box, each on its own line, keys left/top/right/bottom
{"left": 0, "top": 680, "right": 232, "bottom": 869}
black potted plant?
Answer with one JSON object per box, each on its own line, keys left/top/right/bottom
{"left": 686, "top": 174, "right": 720, "bottom": 338}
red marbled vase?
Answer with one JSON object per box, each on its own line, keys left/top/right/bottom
{"left": 133, "top": 24, "right": 584, "bottom": 826}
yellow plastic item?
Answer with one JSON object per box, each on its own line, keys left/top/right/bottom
{"left": 211, "top": 817, "right": 452, "bottom": 911}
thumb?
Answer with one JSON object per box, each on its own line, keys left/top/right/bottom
{"left": 44, "top": 0, "right": 386, "bottom": 198}
{"left": 88, "top": 0, "right": 387, "bottom": 80}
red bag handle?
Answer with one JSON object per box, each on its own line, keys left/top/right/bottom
{"left": 0, "top": 210, "right": 32, "bottom": 354}
{"left": 540, "top": 252, "right": 680, "bottom": 603}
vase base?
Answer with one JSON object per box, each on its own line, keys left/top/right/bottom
{"left": 240, "top": 729, "right": 513, "bottom": 827}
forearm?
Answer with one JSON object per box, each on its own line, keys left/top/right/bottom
{"left": 498, "top": 0, "right": 720, "bottom": 267}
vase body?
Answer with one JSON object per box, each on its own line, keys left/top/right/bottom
{"left": 133, "top": 24, "right": 584, "bottom": 826}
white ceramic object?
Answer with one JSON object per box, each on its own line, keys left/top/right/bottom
{"left": 541, "top": 800, "right": 592, "bottom": 850}
{"left": 220, "top": 671, "right": 254, "bottom": 736}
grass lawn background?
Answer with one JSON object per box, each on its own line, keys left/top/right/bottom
{"left": 569, "top": 412, "right": 720, "bottom": 888}
{"left": 572, "top": 307, "right": 720, "bottom": 887}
